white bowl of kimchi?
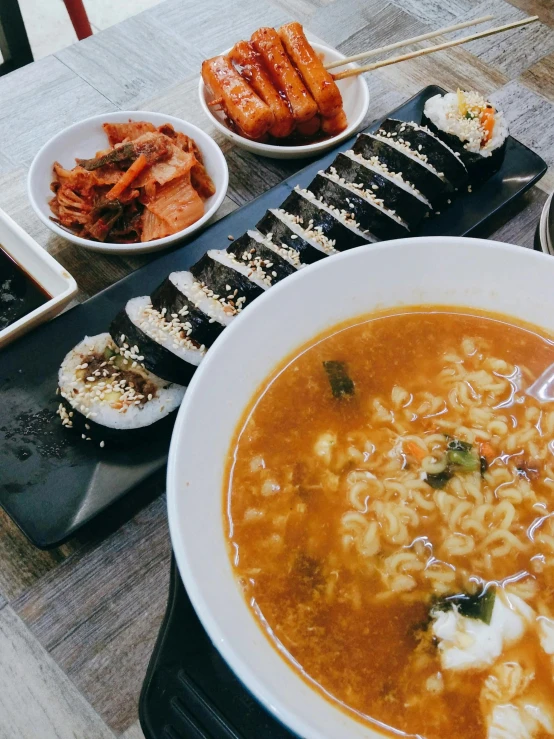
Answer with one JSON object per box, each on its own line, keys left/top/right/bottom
{"left": 27, "top": 112, "right": 229, "bottom": 255}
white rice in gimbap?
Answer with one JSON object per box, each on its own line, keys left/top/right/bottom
{"left": 294, "top": 186, "right": 375, "bottom": 244}
{"left": 125, "top": 296, "right": 206, "bottom": 364}
{"left": 424, "top": 91, "right": 507, "bottom": 156}
{"left": 247, "top": 229, "right": 305, "bottom": 270}
{"left": 345, "top": 150, "right": 430, "bottom": 206}
{"left": 423, "top": 90, "right": 508, "bottom": 182}
{"left": 273, "top": 207, "right": 339, "bottom": 255}
{"left": 58, "top": 333, "right": 184, "bottom": 431}
{"left": 166, "top": 271, "right": 235, "bottom": 325}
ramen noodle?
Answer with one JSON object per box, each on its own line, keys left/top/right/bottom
{"left": 225, "top": 307, "right": 554, "bottom": 739}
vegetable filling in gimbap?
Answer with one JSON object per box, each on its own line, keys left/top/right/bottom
{"left": 57, "top": 333, "right": 184, "bottom": 438}
{"left": 423, "top": 90, "right": 508, "bottom": 183}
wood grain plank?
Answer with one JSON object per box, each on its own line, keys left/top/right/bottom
{"left": 520, "top": 52, "right": 554, "bottom": 102}
{"left": 462, "top": 0, "right": 554, "bottom": 79}
{"left": 307, "top": 0, "right": 422, "bottom": 47}
{"left": 386, "top": 0, "right": 473, "bottom": 26}
{"left": 0, "top": 150, "right": 15, "bottom": 176}
{"left": 135, "top": 73, "right": 234, "bottom": 154}
{"left": 335, "top": 11, "right": 507, "bottom": 98}
{"left": 0, "top": 56, "right": 116, "bottom": 168}
{"left": 0, "top": 507, "right": 80, "bottom": 604}
{"left": 0, "top": 606, "right": 116, "bottom": 739}
{"left": 490, "top": 80, "right": 554, "bottom": 193}
{"left": 225, "top": 147, "right": 310, "bottom": 206}
{"left": 270, "top": 0, "right": 319, "bottom": 25}
{"left": 473, "top": 185, "right": 547, "bottom": 248}
{"left": 13, "top": 494, "right": 171, "bottom": 735}
{"left": 121, "top": 721, "right": 146, "bottom": 739}
{"left": 56, "top": 14, "right": 204, "bottom": 108}
{"left": 370, "top": 41, "right": 507, "bottom": 98}
{"left": 506, "top": 0, "right": 554, "bottom": 27}
{"left": 140, "top": 0, "right": 291, "bottom": 58}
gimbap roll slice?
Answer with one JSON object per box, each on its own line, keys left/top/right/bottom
{"left": 151, "top": 271, "right": 233, "bottom": 349}
{"left": 248, "top": 229, "right": 305, "bottom": 270}
{"left": 329, "top": 151, "right": 430, "bottom": 229}
{"left": 256, "top": 209, "right": 329, "bottom": 262}
{"left": 227, "top": 231, "right": 297, "bottom": 284}
{"left": 377, "top": 118, "right": 468, "bottom": 190}
{"left": 278, "top": 187, "right": 370, "bottom": 256}
{"left": 353, "top": 133, "right": 450, "bottom": 206}
{"left": 57, "top": 333, "right": 184, "bottom": 444}
{"left": 190, "top": 249, "right": 266, "bottom": 311}
{"left": 422, "top": 90, "right": 508, "bottom": 183}
{"left": 110, "top": 296, "right": 205, "bottom": 386}
{"left": 256, "top": 208, "right": 324, "bottom": 268}
{"left": 256, "top": 208, "right": 335, "bottom": 265}
{"left": 307, "top": 171, "right": 410, "bottom": 240}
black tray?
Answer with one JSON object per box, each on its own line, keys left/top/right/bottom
{"left": 0, "top": 85, "right": 547, "bottom": 548}
{"left": 139, "top": 557, "right": 294, "bottom": 739}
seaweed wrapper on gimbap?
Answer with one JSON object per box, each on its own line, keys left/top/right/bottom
{"left": 377, "top": 118, "right": 468, "bottom": 190}
{"left": 256, "top": 209, "right": 329, "bottom": 264}
{"left": 110, "top": 296, "right": 205, "bottom": 386}
{"left": 275, "top": 186, "right": 374, "bottom": 252}
{"left": 190, "top": 250, "right": 266, "bottom": 310}
{"left": 422, "top": 90, "right": 508, "bottom": 184}
{"left": 352, "top": 133, "right": 450, "bottom": 206}
{"left": 151, "top": 271, "right": 230, "bottom": 350}
{"left": 307, "top": 171, "right": 410, "bottom": 241}
{"left": 329, "top": 152, "right": 430, "bottom": 229}
{"left": 227, "top": 232, "right": 297, "bottom": 284}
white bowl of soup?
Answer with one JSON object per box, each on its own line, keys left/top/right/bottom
{"left": 168, "top": 236, "right": 554, "bottom": 739}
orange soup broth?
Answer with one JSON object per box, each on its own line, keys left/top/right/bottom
{"left": 224, "top": 307, "right": 554, "bottom": 739}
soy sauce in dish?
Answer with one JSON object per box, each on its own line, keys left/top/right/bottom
{"left": 0, "top": 247, "right": 49, "bottom": 331}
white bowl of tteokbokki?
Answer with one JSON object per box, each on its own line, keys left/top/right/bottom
{"left": 27, "top": 111, "right": 229, "bottom": 254}
{"left": 168, "top": 235, "right": 554, "bottom": 739}
{"left": 199, "top": 24, "right": 370, "bottom": 159}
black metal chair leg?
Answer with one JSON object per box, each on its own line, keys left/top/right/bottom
{"left": 0, "top": 0, "right": 33, "bottom": 77}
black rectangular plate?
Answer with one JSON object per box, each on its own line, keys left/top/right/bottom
{"left": 139, "top": 557, "right": 295, "bottom": 739}
{"left": 0, "top": 85, "right": 547, "bottom": 548}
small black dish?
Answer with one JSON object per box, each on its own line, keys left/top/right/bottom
{"left": 0, "top": 85, "right": 547, "bottom": 548}
{"left": 139, "top": 557, "right": 294, "bottom": 739}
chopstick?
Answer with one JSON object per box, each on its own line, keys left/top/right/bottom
{"left": 332, "top": 15, "right": 539, "bottom": 81}
{"left": 324, "top": 15, "right": 494, "bottom": 71}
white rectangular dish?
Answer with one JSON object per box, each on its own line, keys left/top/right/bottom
{"left": 0, "top": 207, "right": 77, "bottom": 348}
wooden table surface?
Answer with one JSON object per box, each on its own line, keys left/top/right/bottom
{"left": 1, "top": 0, "right": 554, "bottom": 737}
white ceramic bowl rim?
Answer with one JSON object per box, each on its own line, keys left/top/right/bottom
{"left": 167, "top": 236, "right": 554, "bottom": 739}
{"left": 198, "top": 40, "right": 370, "bottom": 157}
{"left": 27, "top": 111, "right": 229, "bottom": 252}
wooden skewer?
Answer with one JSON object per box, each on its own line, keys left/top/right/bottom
{"left": 332, "top": 15, "right": 539, "bottom": 81}
{"left": 324, "top": 15, "right": 494, "bottom": 70}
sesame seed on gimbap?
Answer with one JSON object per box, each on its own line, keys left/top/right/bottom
{"left": 57, "top": 333, "right": 184, "bottom": 444}
{"left": 353, "top": 133, "right": 450, "bottom": 206}
{"left": 110, "top": 296, "right": 205, "bottom": 386}
{"left": 329, "top": 152, "right": 430, "bottom": 229}
{"left": 151, "top": 271, "right": 232, "bottom": 349}
{"left": 377, "top": 118, "right": 468, "bottom": 190}
{"left": 306, "top": 171, "right": 410, "bottom": 241}
{"left": 422, "top": 90, "right": 508, "bottom": 183}
{"left": 227, "top": 232, "right": 297, "bottom": 285}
